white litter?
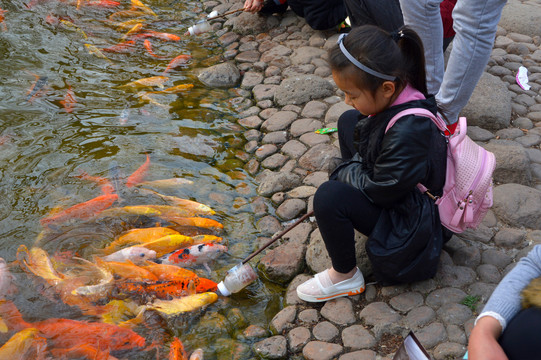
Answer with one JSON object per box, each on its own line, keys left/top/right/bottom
{"left": 516, "top": 66, "right": 531, "bottom": 91}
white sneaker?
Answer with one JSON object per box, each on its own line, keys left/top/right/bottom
{"left": 296, "top": 267, "right": 365, "bottom": 303}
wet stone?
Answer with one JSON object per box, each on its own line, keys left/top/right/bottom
{"left": 339, "top": 350, "right": 377, "bottom": 360}
{"left": 242, "top": 324, "right": 269, "bottom": 339}
{"left": 276, "top": 198, "right": 306, "bottom": 220}
{"left": 298, "top": 308, "right": 319, "bottom": 325}
{"left": 436, "top": 303, "right": 473, "bottom": 326}
{"left": 494, "top": 228, "right": 527, "bottom": 247}
{"left": 452, "top": 246, "right": 481, "bottom": 268}
{"left": 282, "top": 139, "right": 308, "bottom": 158}
{"left": 302, "top": 341, "right": 343, "bottom": 360}
{"left": 290, "top": 118, "right": 323, "bottom": 137}
{"left": 244, "top": 158, "right": 259, "bottom": 175}
{"left": 433, "top": 342, "right": 467, "bottom": 360}
{"left": 255, "top": 144, "right": 278, "bottom": 160}
{"left": 235, "top": 50, "right": 260, "bottom": 63}
{"left": 244, "top": 129, "right": 261, "bottom": 141}
{"left": 389, "top": 292, "right": 424, "bottom": 313}
{"left": 245, "top": 140, "right": 258, "bottom": 153}
{"left": 288, "top": 327, "right": 311, "bottom": 353}
{"left": 253, "top": 335, "right": 287, "bottom": 360}
{"left": 482, "top": 249, "right": 513, "bottom": 269}
{"left": 238, "top": 115, "right": 262, "bottom": 129}
{"left": 219, "top": 31, "right": 240, "bottom": 46}
{"left": 313, "top": 321, "right": 339, "bottom": 342}
{"left": 405, "top": 306, "right": 436, "bottom": 329}
{"left": 415, "top": 322, "right": 447, "bottom": 349}
{"left": 476, "top": 264, "right": 502, "bottom": 284}
{"left": 270, "top": 305, "right": 297, "bottom": 334}
{"left": 256, "top": 215, "right": 282, "bottom": 236}
{"left": 342, "top": 325, "right": 376, "bottom": 350}
{"left": 262, "top": 153, "right": 289, "bottom": 170}
{"left": 321, "top": 297, "right": 356, "bottom": 326}
{"left": 426, "top": 287, "right": 467, "bottom": 308}
{"left": 239, "top": 40, "right": 258, "bottom": 52}
{"left": 262, "top": 131, "right": 288, "bottom": 145}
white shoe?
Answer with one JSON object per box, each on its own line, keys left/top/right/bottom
{"left": 296, "top": 267, "right": 365, "bottom": 303}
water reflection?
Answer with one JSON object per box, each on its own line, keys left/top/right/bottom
{"left": 0, "top": 0, "right": 282, "bottom": 358}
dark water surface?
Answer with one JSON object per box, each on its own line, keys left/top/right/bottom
{"left": 0, "top": 0, "right": 283, "bottom": 358}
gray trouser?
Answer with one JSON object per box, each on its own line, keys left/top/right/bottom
{"left": 398, "top": 0, "right": 507, "bottom": 123}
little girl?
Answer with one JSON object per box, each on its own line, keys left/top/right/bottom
{"left": 296, "top": 25, "right": 448, "bottom": 302}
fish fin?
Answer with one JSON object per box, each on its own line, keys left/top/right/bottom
{"left": 203, "top": 263, "right": 212, "bottom": 275}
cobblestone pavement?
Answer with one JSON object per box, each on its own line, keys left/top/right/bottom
{"left": 199, "top": 0, "right": 541, "bottom": 358}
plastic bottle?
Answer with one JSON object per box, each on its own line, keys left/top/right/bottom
{"left": 186, "top": 20, "right": 212, "bottom": 36}
{"left": 217, "top": 263, "right": 258, "bottom": 296}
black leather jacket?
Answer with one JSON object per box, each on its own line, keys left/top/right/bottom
{"left": 330, "top": 97, "right": 447, "bottom": 208}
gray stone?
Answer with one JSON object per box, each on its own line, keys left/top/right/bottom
{"left": 313, "top": 321, "right": 339, "bottom": 342}
{"left": 285, "top": 274, "right": 312, "bottom": 305}
{"left": 290, "top": 46, "right": 326, "bottom": 65}
{"left": 262, "top": 153, "right": 289, "bottom": 170}
{"left": 298, "top": 143, "right": 341, "bottom": 172}
{"left": 282, "top": 64, "right": 316, "bottom": 78}
{"left": 302, "top": 341, "right": 343, "bottom": 360}
{"left": 242, "top": 324, "right": 269, "bottom": 340}
{"left": 229, "top": 11, "right": 277, "bottom": 34}
{"left": 359, "top": 302, "right": 402, "bottom": 338}
{"left": 339, "top": 350, "right": 377, "bottom": 360}
{"left": 447, "top": 324, "right": 467, "bottom": 345}
{"left": 239, "top": 115, "right": 263, "bottom": 129}
{"left": 461, "top": 72, "right": 512, "bottom": 130}
{"left": 484, "top": 143, "right": 532, "bottom": 185}
{"left": 468, "top": 282, "right": 497, "bottom": 305}
{"left": 437, "top": 303, "right": 473, "bottom": 325}
{"left": 416, "top": 322, "right": 447, "bottom": 349}
{"left": 261, "top": 111, "right": 298, "bottom": 132}
{"left": 433, "top": 342, "right": 467, "bottom": 360}
{"left": 253, "top": 335, "right": 287, "bottom": 360}
{"left": 494, "top": 228, "right": 527, "bottom": 248}
{"left": 410, "top": 279, "right": 437, "bottom": 293}
{"left": 527, "top": 148, "right": 541, "bottom": 163}
{"left": 257, "top": 215, "right": 282, "bottom": 236}
{"left": 275, "top": 75, "right": 334, "bottom": 106}
{"left": 290, "top": 118, "right": 323, "bottom": 137}
{"left": 481, "top": 248, "right": 513, "bottom": 269}
{"left": 282, "top": 139, "right": 308, "bottom": 158}
{"left": 437, "top": 265, "right": 477, "bottom": 288}
{"left": 342, "top": 325, "right": 376, "bottom": 350}
{"left": 496, "top": 128, "right": 525, "bottom": 139}
{"left": 303, "top": 171, "right": 329, "bottom": 187}
{"left": 298, "top": 309, "right": 319, "bottom": 325}
{"left": 262, "top": 131, "right": 288, "bottom": 145}
{"left": 515, "top": 134, "right": 541, "bottom": 147}
{"left": 426, "top": 287, "right": 467, "bottom": 308}
{"left": 405, "top": 306, "right": 436, "bottom": 329}
{"left": 255, "top": 144, "right": 278, "bottom": 160}
{"left": 259, "top": 241, "right": 306, "bottom": 284}
{"left": 300, "top": 132, "right": 330, "bottom": 147}
{"left": 389, "top": 292, "right": 424, "bottom": 313}
{"left": 241, "top": 71, "right": 264, "bottom": 89}
{"left": 325, "top": 102, "right": 355, "bottom": 124}
{"left": 499, "top": 1, "right": 541, "bottom": 38}
{"left": 452, "top": 246, "right": 481, "bottom": 269}
{"left": 492, "top": 184, "right": 541, "bottom": 229}
{"left": 321, "top": 297, "right": 356, "bottom": 326}
{"left": 288, "top": 327, "right": 311, "bottom": 353}
{"left": 476, "top": 264, "right": 502, "bottom": 284}
{"left": 198, "top": 62, "right": 240, "bottom": 88}
{"left": 244, "top": 129, "right": 262, "bottom": 141}
{"left": 468, "top": 126, "right": 495, "bottom": 141}
{"left": 281, "top": 222, "right": 313, "bottom": 244}
{"left": 276, "top": 198, "right": 307, "bottom": 220}
{"left": 252, "top": 84, "right": 278, "bottom": 102}
{"left": 257, "top": 171, "right": 302, "bottom": 197}
{"left": 302, "top": 100, "right": 328, "bottom": 119}
{"left": 458, "top": 224, "right": 496, "bottom": 244}
{"left": 270, "top": 305, "right": 297, "bottom": 334}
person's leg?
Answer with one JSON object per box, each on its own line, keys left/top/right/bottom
{"left": 288, "top": 0, "right": 347, "bottom": 30}
{"left": 337, "top": 109, "right": 361, "bottom": 160}
{"left": 398, "top": 0, "right": 444, "bottom": 95}
{"left": 313, "top": 180, "right": 382, "bottom": 273}
{"left": 345, "top": 0, "right": 404, "bottom": 33}
{"left": 436, "top": 0, "right": 507, "bottom": 123}
{"left": 498, "top": 307, "right": 541, "bottom": 360}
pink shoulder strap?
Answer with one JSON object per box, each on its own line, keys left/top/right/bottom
{"left": 385, "top": 108, "right": 448, "bottom": 134}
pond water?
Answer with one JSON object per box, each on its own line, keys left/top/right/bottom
{"left": 0, "top": 0, "right": 285, "bottom": 358}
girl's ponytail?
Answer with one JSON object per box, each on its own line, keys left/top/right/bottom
{"left": 393, "top": 27, "right": 428, "bottom": 96}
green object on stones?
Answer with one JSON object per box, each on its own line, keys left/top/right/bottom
{"left": 461, "top": 295, "right": 481, "bottom": 311}
{"left": 315, "top": 127, "right": 338, "bottom": 134}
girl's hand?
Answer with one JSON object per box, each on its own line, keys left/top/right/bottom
{"left": 467, "top": 316, "right": 508, "bottom": 360}
{"left": 243, "top": 0, "right": 264, "bottom": 12}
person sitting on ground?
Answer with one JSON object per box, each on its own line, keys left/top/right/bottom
{"left": 467, "top": 245, "right": 541, "bottom": 360}
{"left": 295, "top": 25, "right": 448, "bottom": 303}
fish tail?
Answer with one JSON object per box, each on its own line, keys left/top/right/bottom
{"left": 0, "top": 300, "right": 32, "bottom": 331}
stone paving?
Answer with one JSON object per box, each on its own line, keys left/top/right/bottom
{"left": 198, "top": 0, "right": 541, "bottom": 358}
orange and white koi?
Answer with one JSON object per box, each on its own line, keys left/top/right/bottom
{"left": 101, "top": 40, "right": 136, "bottom": 53}
{"left": 143, "top": 39, "right": 166, "bottom": 59}
{"left": 137, "top": 178, "right": 194, "bottom": 188}
{"left": 162, "top": 54, "right": 192, "bottom": 75}
{"left": 16, "top": 245, "right": 65, "bottom": 286}
{"left": 40, "top": 193, "right": 118, "bottom": 226}
{"left": 155, "top": 243, "right": 228, "bottom": 272}
{"left": 100, "top": 246, "right": 157, "bottom": 264}
{"left": 0, "top": 8, "right": 8, "bottom": 32}
{"left": 60, "top": 85, "right": 76, "bottom": 113}
{"left": 126, "top": 234, "right": 194, "bottom": 257}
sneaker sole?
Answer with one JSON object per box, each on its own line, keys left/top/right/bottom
{"left": 297, "top": 285, "right": 365, "bottom": 303}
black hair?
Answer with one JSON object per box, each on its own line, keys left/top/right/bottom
{"left": 329, "top": 25, "right": 428, "bottom": 97}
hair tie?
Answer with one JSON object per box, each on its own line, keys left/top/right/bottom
{"left": 390, "top": 30, "right": 404, "bottom": 42}
{"left": 336, "top": 33, "right": 397, "bottom": 82}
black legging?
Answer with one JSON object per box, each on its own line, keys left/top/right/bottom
{"left": 313, "top": 110, "right": 382, "bottom": 274}
{"left": 344, "top": 0, "right": 404, "bottom": 33}
{"left": 499, "top": 307, "right": 541, "bottom": 360}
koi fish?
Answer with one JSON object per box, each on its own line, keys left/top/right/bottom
{"left": 141, "top": 262, "right": 198, "bottom": 281}
{"left": 60, "top": 85, "right": 76, "bottom": 113}
{"left": 26, "top": 75, "right": 48, "bottom": 102}
{"left": 75, "top": 170, "right": 115, "bottom": 195}
{"left": 162, "top": 54, "right": 192, "bottom": 75}
{"left": 86, "top": 0, "right": 121, "bottom": 7}
{"left": 0, "top": 328, "right": 47, "bottom": 360}
{"left": 137, "top": 92, "right": 169, "bottom": 108}
{"left": 109, "top": 10, "right": 146, "bottom": 20}
{"left": 16, "top": 245, "right": 65, "bottom": 286}
{"left": 97, "top": 205, "right": 162, "bottom": 219}
{"left": 0, "top": 258, "right": 16, "bottom": 298}
{"left": 130, "top": 0, "right": 157, "bottom": 17}
{"left": 137, "top": 191, "right": 214, "bottom": 215}
{"left": 131, "top": 30, "right": 179, "bottom": 41}
{"left": 145, "top": 292, "right": 218, "bottom": 316}
{"left": 144, "top": 39, "right": 166, "bottom": 59}
{"left": 169, "top": 337, "right": 188, "bottom": 360}
{"left": 115, "top": 18, "right": 146, "bottom": 30}
{"left": 50, "top": 344, "right": 119, "bottom": 360}
{"left": 143, "top": 204, "right": 209, "bottom": 219}
{"left": 164, "top": 216, "right": 224, "bottom": 234}
{"left": 100, "top": 246, "right": 157, "bottom": 264}
{"left": 143, "top": 84, "right": 194, "bottom": 95}
{"left": 101, "top": 40, "right": 136, "bottom": 53}
{"left": 0, "top": 8, "right": 8, "bottom": 32}
{"left": 126, "top": 234, "right": 194, "bottom": 257}
{"left": 189, "top": 349, "right": 204, "bottom": 360}
{"left": 0, "top": 300, "right": 146, "bottom": 351}
{"left": 85, "top": 44, "right": 111, "bottom": 61}
{"left": 60, "top": 19, "right": 88, "bottom": 39}
{"left": 118, "top": 76, "right": 168, "bottom": 91}
{"left": 95, "top": 258, "right": 158, "bottom": 281}
{"left": 126, "top": 153, "right": 150, "bottom": 187}
{"left": 137, "top": 178, "right": 194, "bottom": 188}
{"left": 115, "top": 277, "right": 216, "bottom": 299}
{"left": 122, "top": 22, "right": 144, "bottom": 40}
{"left": 156, "top": 243, "right": 227, "bottom": 272}
{"left": 40, "top": 193, "right": 118, "bottom": 226}
{"left": 101, "top": 227, "right": 180, "bottom": 254}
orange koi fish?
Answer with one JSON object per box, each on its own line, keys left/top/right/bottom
{"left": 143, "top": 39, "right": 166, "bottom": 59}
{"left": 40, "top": 193, "right": 118, "bottom": 226}
{"left": 165, "top": 217, "right": 224, "bottom": 233}
{"left": 95, "top": 258, "right": 158, "bottom": 281}
{"left": 162, "top": 54, "right": 192, "bottom": 75}
{"left": 169, "top": 337, "right": 188, "bottom": 360}
{"left": 137, "top": 192, "right": 214, "bottom": 215}
{"left": 115, "top": 18, "right": 146, "bottom": 30}
{"left": 0, "top": 300, "right": 146, "bottom": 352}
{"left": 26, "top": 75, "right": 48, "bottom": 102}
{"left": 130, "top": 0, "right": 157, "bottom": 17}
{"left": 60, "top": 85, "right": 76, "bottom": 113}
{"left": 142, "top": 84, "right": 194, "bottom": 95}
{"left": 50, "top": 344, "right": 118, "bottom": 360}
{"left": 126, "top": 153, "right": 150, "bottom": 187}
{"left": 0, "top": 328, "right": 47, "bottom": 360}
{"left": 0, "top": 8, "right": 8, "bottom": 32}
{"left": 75, "top": 170, "right": 115, "bottom": 195}
{"left": 114, "top": 276, "right": 216, "bottom": 299}
{"left": 122, "top": 22, "right": 144, "bottom": 40}
{"left": 131, "top": 30, "right": 180, "bottom": 41}
{"left": 101, "top": 40, "right": 136, "bottom": 53}
{"left": 118, "top": 76, "right": 168, "bottom": 90}
{"left": 146, "top": 292, "right": 218, "bottom": 316}
{"left": 142, "top": 263, "right": 198, "bottom": 281}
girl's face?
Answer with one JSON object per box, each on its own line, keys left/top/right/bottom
{"left": 332, "top": 69, "right": 395, "bottom": 116}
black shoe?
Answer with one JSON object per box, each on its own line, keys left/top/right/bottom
{"left": 259, "top": 0, "right": 288, "bottom": 15}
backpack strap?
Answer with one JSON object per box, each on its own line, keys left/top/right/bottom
{"left": 385, "top": 107, "right": 449, "bottom": 200}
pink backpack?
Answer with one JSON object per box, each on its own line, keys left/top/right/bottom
{"left": 386, "top": 108, "right": 496, "bottom": 233}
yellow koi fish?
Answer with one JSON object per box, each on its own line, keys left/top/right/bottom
{"left": 144, "top": 84, "right": 194, "bottom": 95}
{"left": 145, "top": 203, "right": 215, "bottom": 218}
{"left": 60, "top": 19, "right": 88, "bottom": 39}
{"left": 137, "top": 92, "right": 169, "bottom": 107}
{"left": 116, "top": 18, "right": 146, "bottom": 30}
{"left": 137, "top": 178, "right": 194, "bottom": 188}
{"left": 145, "top": 292, "right": 218, "bottom": 316}
{"left": 119, "top": 76, "right": 169, "bottom": 91}
{"left": 122, "top": 22, "right": 144, "bottom": 40}
{"left": 125, "top": 234, "right": 194, "bottom": 257}
{"left": 101, "top": 227, "right": 180, "bottom": 254}
{"left": 0, "top": 328, "right": 46, "bottom": 360}
{"left": 16, "top": 245, "right": 65, "bottom": 286}
{"left": 84, "top": 44, "right": 111, "bottom": 61}
{"left": 130, "top": 0, "right": 157, "bottom": 16}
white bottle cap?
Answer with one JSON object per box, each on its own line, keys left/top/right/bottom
{"left": 187, "top": 26, "right": 195, "bottom": 36}
{"left": 207, "top": 10, "right": 219, "bottom": 18}
{"left": 217, "top": 281, "right": 231, "bottom": 296}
